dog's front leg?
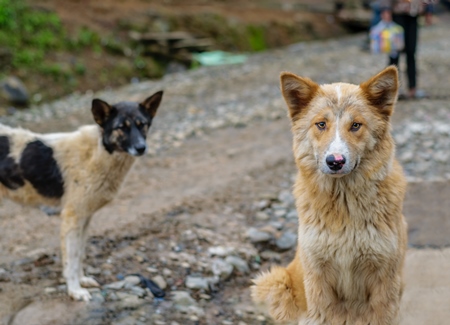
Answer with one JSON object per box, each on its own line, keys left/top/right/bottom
{"left": 78, "top": 216, "right": 100, "bottom": 288}
{"left": 60, "top": 207, "right": 92, "bottom": 301}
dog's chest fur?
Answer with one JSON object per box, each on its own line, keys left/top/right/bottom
{"left": 297, "top": 178, "right": 400, "bottom": 300}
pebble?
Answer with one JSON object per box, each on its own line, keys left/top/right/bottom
{"left": 117, "top": 293, "right": 144, "bottom": 310}
{"left": 91, "top": 291, "right": 106, "bottom": 303}
{"left": 286, "top": 209, "right": 298, "bottom": 220}
{"left": 208, "top": 246, "right": 235, "bottom": 257}
{"left": 129, "top": 286, "right": 146, "bottom": 297}
{"left": 260, "top": 250, "right": 282, "bottom": 261}
{"left": 246, "top": 228, "right": 272, "bottom": 243}
{"left": 225, "top": 255, "right": 250, "bottom": 274}
{"left": 0, "top": 268, "right": 9, "bottom": 282}
{"left": 152, "top": 275, "right": 167, "bottom": 290}
{"left": 275, "top": 231, "right": 297, "bottom": 250}
{"left": 104, "top": 280, "right": 125, "bottom": 290}
{"left": 211, "top": 258, "right": 234, "bottom": 280}
{"left": 124, "top": 275, "right": 141, "bottom": 287}
{"left": 255, "top": 211, "right": 270, "bottom": 221}
{"left": 44, "top": 287, "right": 57, "bottom": 294}
{"left": 185, "top": 276, "right": 209, "bottom": 290}
{"left": 171, "top": 290, "right": 196, "bottom": 305}
{"left": 146, "top": 267, "right": 158, "bottom": 273}
{"left": 86, "top": 266, "right": 102, "bottom": 275}
{"left": 273, "top": 209, "right": 287, "bottom": 218}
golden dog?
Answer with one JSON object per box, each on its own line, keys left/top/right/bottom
{"left": 252, "top": 67, "right": 407, "bottom": 325}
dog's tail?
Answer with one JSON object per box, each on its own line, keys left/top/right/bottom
{"left": 251, "top": 257, "right": 307, "bottom": 322}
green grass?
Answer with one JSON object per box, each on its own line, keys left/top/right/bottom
{"left": 0, "top": 0, "right": 66, "bottom": 68}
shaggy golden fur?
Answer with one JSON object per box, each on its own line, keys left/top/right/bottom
{"left": 0, "top": 92, "right": 163, "bottom": 301}
{"left": 251, "top": 67, "right": 407, "bottom": 325}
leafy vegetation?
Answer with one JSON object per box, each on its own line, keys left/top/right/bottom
{"left": 0, "top": 0, "right": 141, "bottom": 105}
{"left": 0, "top": 0, "right": 66, "bottom": 68}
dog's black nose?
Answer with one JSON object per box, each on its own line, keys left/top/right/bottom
{"left": 135, "top": 144, "right": 147, "bottom": 155}
{"left": 326, "top": 154, "right": 346, "bottom": 171}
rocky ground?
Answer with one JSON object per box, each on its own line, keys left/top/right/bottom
{"left": 0, "top": 14, "right": 450, "bottom": 325}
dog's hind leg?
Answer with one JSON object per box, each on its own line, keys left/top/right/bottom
{"left": 60, "top": 207, "right": 92, "bottom": 301}
{"left": 78, "top": 216, "right": 100, "bottom": 288}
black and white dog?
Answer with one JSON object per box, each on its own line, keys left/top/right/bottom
{"left": 0, "top": 91, "right": 163, "bottom": 301}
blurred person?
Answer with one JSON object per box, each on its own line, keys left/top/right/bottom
{"left": 362, "top": 0, "right": 383, "bottom": 51}
{"left": 380, "top": 0, "right": 435, "bottom": 99}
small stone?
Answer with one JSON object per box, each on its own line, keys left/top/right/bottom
{"left": 255, "top": 200, "right": 270, "bottom": 209}
{"left": 189, "top": 315, "right": 200, "bottom": 321}
{"left": 199, "top": 293, "right": 211, "bottom": 300}
{"left": 86, "top": 266, "right": 101, "bottom": 275}
{"left": 276, "top": 231, "right": 297, "bottom": 250}
{"left": 225, "top": 255, "right": 250, "bottom": 274}
{"left": 107, "top": 291, "right": 120, "bottom": 301}
{"left": 246, "top": 228, "right": 272, "bottom": 243}
{"left": 260, "top": 250, "right": 282, "bottom": 261}
{"left": 255, "top": 211, "right": 270, "bottom": 221}
{"left": 286, "top": 209, "right": 298, "bottom": 220}
{"left": 274, "top": 209, "right": 287, "bottom": 218}
{"left": 117, "top": 293, "right": 144, "bottom": 310}
{"left": 269, "top": 221, "right": 284, "bottom": 230}
{"left": 152, "top": 275, "right": 167, "bottom": 290}
{"left": 146, "top": 267, "right": 158, "bottom": 273}
{"left": 129, "top": 286, "right": 147, "bottom": 297}
{"left": 180, "top": 262, "right": 190, "bottom": 268}
{"left": 256, "top": 315, "right": 266, "bottom": 321}
{"left": 208, "top": 246, "right": 235, "bottom": 257}
{"left": 0, "top": 76, "right": 29, "bottom": 105}
{"left": 0, "top": 268, "right": 9, "bottom": 282}
{"left": 172, "top": 291, "right": 198, "bottom": 312}
{"left": 44, "top": 287, "right": 57, "bottom": 294}
{"left": 211, "top": 258, "right": 234, "bottom": 280}
{"left": 278, "top": 190, "right": 294, "bottom": 205}
{"left": 162, "top": 268, "right": 172, "bottom": 276}
{"left": 400, "top": 151, "right": 414, "bottom": 163}
{"left": 205, "top": 276, "right": 220, "bottom": 285}
{"left": 91, "top": 291, "right": 106, "bottom": 303}
{"left": 135, "top": 255, "right": 145, "bottom": 263}
{"left": 102, "top": 269, "right": 112, "bottom": 277}
{"left": 185, "top": 276, "right": 209, "bottom": 290}
{"left": 124, "top": 275, "right": 141, "bottom": 287}
{"left": 104, "top": 280, "right": 125, "bottom": 290}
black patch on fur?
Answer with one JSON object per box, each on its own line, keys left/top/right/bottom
{"left": 20, "top": 140, "right": 64, "bottom": 198}
{"left": 0, "top": 136, "right": 25, "bottom": 189}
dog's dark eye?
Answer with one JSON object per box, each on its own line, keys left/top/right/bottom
{"left": 316, "top": 122, "right": 326, "bottom": 130}
{"left": 351, "top": 122, "right": 362, "bottom": 131}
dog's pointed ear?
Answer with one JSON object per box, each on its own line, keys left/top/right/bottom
{"left": 360, "top": 66, "right": 398, "bottom": 117}
{"left": 92, "top": 99, "right": 114, "bottom": 126}
{"left": 140, "top": 91, "right": 163, "bottom": 118}
{"left": 280, "top": 72, "right": 319, "bottom": 121}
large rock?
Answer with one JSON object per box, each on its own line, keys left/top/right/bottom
{"left": 0, "top": 76, "right": 29, "bottom": 105}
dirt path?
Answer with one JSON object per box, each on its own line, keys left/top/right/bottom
{"left": 1, "top": 17, "right": 450, "bottom": 325}
{"left": 0, "top": 118, "right": 294, "bottom": 324}
{"left": 1, "top": 116, "right": 450, "bottom": 325}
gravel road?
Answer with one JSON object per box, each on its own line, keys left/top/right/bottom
{"left": 0, "top": 16, "right": 449, "bottom": 325}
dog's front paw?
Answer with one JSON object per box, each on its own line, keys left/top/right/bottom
{"left": 80, "top": 276, "right": 100, "bottom": 288}
{"left": 69, "top": 287, "right": 92, "bottom": 301}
